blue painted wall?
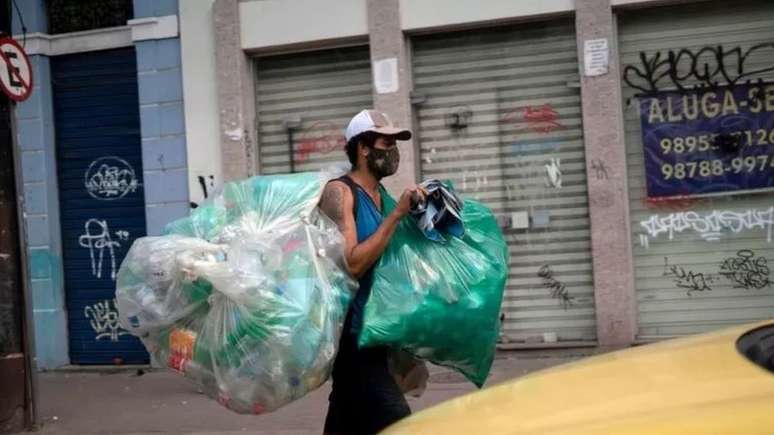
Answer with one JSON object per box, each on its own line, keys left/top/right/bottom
{"left": 12, "top": 0, "right": 47, "bottom": 35}
{"left": 13, "top": 0, "right": 67, "bottom": 371}
{"left": 134, "top": 0, "right": 189, "bottom": 235}
{"left": 13, "top": 0, "right": 189, "bottom": 368}
{"left": 15, "top": 55, "right": 69, "bottom": 369}
{"left": 133, "top": 0, "right": 179, "bottom": 19}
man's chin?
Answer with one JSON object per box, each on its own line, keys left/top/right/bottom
{"left": 380, "top": 171, "right": 398, "bottom": 179}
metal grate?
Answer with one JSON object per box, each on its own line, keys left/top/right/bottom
{"left": 411, "top": 19, "right": 597, "bottom": 344}
{"left": 53, "top": 48, "right": 148, "bottom": 364}
{"left": 47, "top": 0, "right": 133, "bottom": 35}
{"left": 254, "top": 46, "right": 373, "bottom": 175}
{"left": 619, "top": 0, "right": 774, "bottom": 339}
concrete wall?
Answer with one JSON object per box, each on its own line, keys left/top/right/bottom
{"left": 399, "top": 0, "right": 703, "bottom": 31}
{"left": 239, "top": 0, "right": 368, "bottom": 51}
{"left": 189, "top": 0, "right": 699, "bottom": 193}
{"left": 399, "top": 0, "right": 574, "bottom": 31}
{"left": 134, "top": 0, "right": 190, "bottom": 235}
{"left": 576, "top": 0, "right": 637, "bottom": 346}
{"left": 179, "top": 0, "right": 222, "bottom": 206}
{"left": 367, "top": 0, "right": 416, "bottom": 194}
{"left": 12, "top": 1, "right": 69, "bottom": 369}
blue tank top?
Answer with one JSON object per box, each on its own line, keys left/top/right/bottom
{"left": 340, "top": 176, "right": 383, "bottom": 340}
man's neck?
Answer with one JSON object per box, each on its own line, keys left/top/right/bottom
{"left": 349, "top": 167, "right": 380, "bottom": 192}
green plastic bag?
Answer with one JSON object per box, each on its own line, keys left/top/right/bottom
{"left": 359, "top": 186, "right": 508, "bottom": 387}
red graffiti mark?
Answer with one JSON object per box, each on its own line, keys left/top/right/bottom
{"left": 524, "top": 104, "right": 563, "bottom": 134}
{"left": 295, "top": 121, "right": 346, "bottom": 162}
{"left": 643, "top": 189, "right": 706, "bottom": 211}
{"left": 644, "top": 195, "right": 697, "bottom": 210}
{"left": 500, "top": 104, "right": 564, "bottom": 134}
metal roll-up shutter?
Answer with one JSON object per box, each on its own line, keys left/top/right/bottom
{"left": 619, "top": 0, "right": 774, "bottom": 340}
{"left": 412, "top": 20, "right": 597, "bottom": 345}
{"left": 53, "top": 48, "right": 148, "bottom": 364}
{"left": 255, "top": 46, "right": 373, "bottom": 174}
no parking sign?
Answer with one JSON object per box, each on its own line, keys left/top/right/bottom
{"left": 0, "top": 37, "right": 33, "bottom": 102}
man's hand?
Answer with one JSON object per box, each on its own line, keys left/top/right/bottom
{"left": 392, "top": 185, "right": 428, "bottom": 218}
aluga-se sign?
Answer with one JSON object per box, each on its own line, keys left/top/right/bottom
{"left": 639, "top": 83, "right": 774, "bottom": 198}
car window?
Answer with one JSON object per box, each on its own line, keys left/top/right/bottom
{"left": 737, "top": 324, "right": 774, "bottom": 373}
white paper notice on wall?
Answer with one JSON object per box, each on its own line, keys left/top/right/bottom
{"left": 373, "top": 57, "right": 399, "bottom": 94}
{"left": 584, "top": 38, "right": 609, "bottom": 77}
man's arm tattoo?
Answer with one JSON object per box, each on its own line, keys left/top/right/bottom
{"left": 319, "top": 184, "right": 346, "bottom": 226}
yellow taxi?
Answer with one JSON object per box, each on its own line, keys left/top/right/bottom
{"left": 382, "top": 321, "right": 774, "bottom": 435}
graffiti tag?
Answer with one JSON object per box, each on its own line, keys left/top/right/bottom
{"left": 590, "top": 159, "right": 609, "bottom": 181}
{"left": 639, "top": 207, "right": 774, "bottom": 243}
{"left": 643, "top": 195, "right": 704, "bottom": 212}
{"left": 198, "top": 175, "right": 215, "bottom": 199}
{"left": 84, "top": 156, "right": 140, "bottom": 201}
{"left": 719, "top": 250, "right": 771, "bottom": 290}
{"left": 537, "top": 265, "right": 573, "bottom": 309}
{"left": 295, "top": 121, "right": 346, "bottom": 162}
{"left": 544, "top": 158, "right": 562, "bottom": 188}
{"left": 623, "top": 43, "right": 774, "bottom": 97}
{"left": 78, "top": 219, "right": 126, "bottom": 280}
{"left": 500, "top": 104, "right": 564, "bottom": 134}
{"left": 84, "top": 299, "right": 129, "bottom": 341}
{"left": 663, "top": 257, "right": 716, "bottom": 296}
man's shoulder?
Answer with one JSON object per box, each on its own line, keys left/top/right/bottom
{"left": 325, "top": 178, "right": 352, "bottom": 194}
{"left": 321, "top": 179, "right": 354, "bottom": 205}
{"left": 320, "top": 178, "right": 356, "bottom": 222}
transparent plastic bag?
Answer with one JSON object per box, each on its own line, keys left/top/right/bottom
{"left": 116, "top": 171, "right": 355, "bottom": 414}
{"left": 359, "top": 184, "right": 508, "bottom": 387}
{"left": 116, "top": 235, "right": 220, "bottom": 336}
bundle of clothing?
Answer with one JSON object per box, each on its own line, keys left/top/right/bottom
{"left": 409, "top": 179, "right": 465, "bottom": 243}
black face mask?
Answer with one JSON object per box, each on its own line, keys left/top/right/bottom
{"left": 366, "top": 146, "right": 400, "bottom": 179}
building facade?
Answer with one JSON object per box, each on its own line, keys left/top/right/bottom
{"left": 12, "top": 0, "right": 774, "bottom": 369}
{"left": 13, "top": 0, "right": 189, "bottom": 369}
{"left": 188, "top": 0, "right": 774, "bottom": 348}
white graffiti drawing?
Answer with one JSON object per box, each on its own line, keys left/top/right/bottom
{"left": 640, "top": 207, "right": 774, "bottom": 243}
{"left": 545, "top": 158, "right": 562, "bottom": 189}
{"left": 84, "top": 156, "right": 140, "bottom": 200}
{"left": 78, "top": 219, "right": 126, "bottom": 280}
{"left": 84, "top": 299, "right": 129, "bottom": 342}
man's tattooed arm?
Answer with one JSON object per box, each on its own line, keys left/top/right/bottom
{"left": 319, "top": 182, "right": 348, "bottom": 228}
{"left": 318, "top": 180, "right": 402, "bottom": 278}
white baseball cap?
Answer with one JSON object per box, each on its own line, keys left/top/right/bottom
{"left": 345, "top": 109, "right": 412, "bottom": 143}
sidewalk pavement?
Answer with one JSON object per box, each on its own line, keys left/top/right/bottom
{"left": 28, "top": 349, "right": 600, "bottom": 435}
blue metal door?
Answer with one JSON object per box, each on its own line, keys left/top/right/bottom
{"left": 52, "top": 48, "right": 149, "bottom": 364}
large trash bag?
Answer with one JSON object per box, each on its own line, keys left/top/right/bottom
{"left": 358, "top": 185, "right": 508, "bottom": 387}
{"left": 116, "top": 171, "right": 355, "bottom": 414}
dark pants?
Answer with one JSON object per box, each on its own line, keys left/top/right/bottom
{"left": 323, "top": 338, "right": 411, "bottom": 435}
